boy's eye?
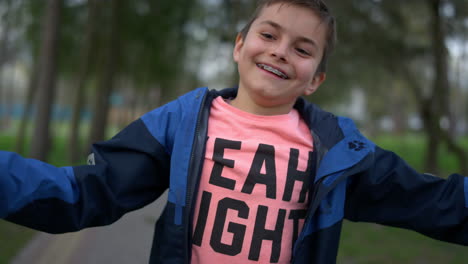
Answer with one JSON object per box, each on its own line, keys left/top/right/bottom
{"left": 296, "top": 48, "right": 311, "bottom": 56}
{"left": 260, "top": 32, "right": 274, "bottom": 40}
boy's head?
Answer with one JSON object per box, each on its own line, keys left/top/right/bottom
{"left": 231, "top": 0, "right": 335, "bottom": 115}
{"left": 239, "top": 0, "right": 336, "bottom": 74}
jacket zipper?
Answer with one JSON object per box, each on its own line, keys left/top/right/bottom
{"left": 184, "top": 90, "right": 210, "bottom": 264}
{"left": 290, "top": 124, "right": 327, "bottom": 263}
{"left": 291, "top": 171, "right": 351, "bottom": 264}
{"left": 290, "top": 176, "right": 325, "bottom": 264}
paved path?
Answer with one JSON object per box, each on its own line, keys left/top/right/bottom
{"left": 11, "top": 191, "right": 168, "bottom": 264}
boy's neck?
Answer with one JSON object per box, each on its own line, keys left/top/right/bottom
{"left": 230, "top": 89, "right": 294, "bottom": 116}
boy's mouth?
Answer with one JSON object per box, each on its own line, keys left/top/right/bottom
{"left": 256, "top": 63, "right": 289, "bottom": 79}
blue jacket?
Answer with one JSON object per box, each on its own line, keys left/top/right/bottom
{"left": 1, "top": 87, "right": 468, "bottom": 263}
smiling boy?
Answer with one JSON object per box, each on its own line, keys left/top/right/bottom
{"left": 190, "top": 2, "right": 330, "bottom": 263}
{"left": 1, "top": 0, "right": 468, "bottom": 264}
{"left": 232, "top": 2, "right": 327, "bottom": 115}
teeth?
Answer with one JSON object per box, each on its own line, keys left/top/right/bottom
{"left": 257, "top": 64, "right": 288, "bottom": 79}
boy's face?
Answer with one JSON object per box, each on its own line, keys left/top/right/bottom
{"left": 233, "top": 3, "right": 327, "bottom": 115}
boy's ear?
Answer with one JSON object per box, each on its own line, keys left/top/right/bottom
{"left": 304, "top": 72, "right": 326, "bottom": 96}
{"left": 233, "top": 33, "right": 244, "bottom": 63}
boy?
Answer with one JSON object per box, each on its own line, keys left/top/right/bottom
{"left": 1, "top": 0, "right": 467, "bottom": 263}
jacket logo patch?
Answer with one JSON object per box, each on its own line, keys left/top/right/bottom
{"left": 87, "top": 153, "right": 96, "bottom": 165}
{"left": 348, "top": 140, "right": 365, "bottom": 151}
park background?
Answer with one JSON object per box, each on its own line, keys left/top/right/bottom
{"left": 0, "top": 0, "right": 467, "bottom": 263}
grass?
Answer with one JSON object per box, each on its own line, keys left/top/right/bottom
{"left": 338, "top": 221, "right": 467, "bottom": 264}
{"left": 373, "top": 133, "right": 468, "bottom": 175}
{"left": 0, "top": 222, "right": 36, "bottom": 264}
{"left": 0, "top": 130, "right": 467, "bottom": 263}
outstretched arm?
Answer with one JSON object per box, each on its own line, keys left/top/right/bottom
{"left": 345, "top": 146, "right": 468, "bottom": 245}
{"left": 0, "top": 118, "right": 170, "bottom": 233}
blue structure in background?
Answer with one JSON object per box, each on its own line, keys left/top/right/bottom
{"left": 0, "top": 92, "right": 124, "bottom": 122}
{"left": 0, "top": 103, "right": 92, "bottom": 122}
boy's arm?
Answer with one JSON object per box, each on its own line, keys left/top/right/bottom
{"left": 344, "top": 146, "right": 468, "bottom": 245}
{"left": 0, "top": 118, "right": 170, "bottom": 234}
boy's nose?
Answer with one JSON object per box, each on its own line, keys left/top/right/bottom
{"left": 270, "top": 43, "right": 288, "bottom": 62}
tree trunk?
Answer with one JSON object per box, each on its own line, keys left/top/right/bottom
{"left": 68, "top": 0, "right": 98, "bottom": 163}
{"left": 429, "top": 0, "right": 467, "bottom": 174}
{"left": 86, "top": 0, "right": 120, "bottom": 151}
{"left": 15, "top": 60, "right": 39, "bottom": 154}
{"left": 0, "top": 0, "right": 13, "bottom": 130}
{"left": 398, "top": 66, "right": 440, "bottom": 174}
{"left": 2, "top": 67, "right": 15, "bottom": 131}
{"left": 441, "top": 129, "right": 468, "bottom": 174}
{"left": 29, "top": 0, "right": 62, "bottom": 161}
{"left": 390, "top": 80, "right": 406, "bottom": 135}
{"left": 421, "top": 99, "right": 441, "bottom": 174}
{"left": 430, "top": 0, "right": 453, "bottom": 132}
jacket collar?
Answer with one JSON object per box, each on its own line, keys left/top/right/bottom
{"left": 293, "top": 96, "right": 375, "bottom": 183}
{"left": 211, "top": 88, "right": 375, "bottom": 184}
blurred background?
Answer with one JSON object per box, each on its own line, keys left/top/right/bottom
{"left": 0, "top": 0, "right": 467, "bottom": 263}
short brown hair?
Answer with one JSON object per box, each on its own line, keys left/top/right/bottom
{"left": 239, "top": 0, "right": 336, "bottom": 74}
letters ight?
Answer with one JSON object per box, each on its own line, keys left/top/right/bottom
{"left": 249, "top": 206, "right": 286, "bottom": 263}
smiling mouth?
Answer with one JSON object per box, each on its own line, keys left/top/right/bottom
{"left": 256, "top": 64, "right": 289, "bottom": 79}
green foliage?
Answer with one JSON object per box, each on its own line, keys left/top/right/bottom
{"left": 22, "top": 0, "right": 44, "bottom": 58}
{"left": 8, "top": 0, "right": 467, "bottom": 130}
{"left": 320, "top": 0, "right": 432, "bottom": 106}
{"left": 372, "top": 133, "right": 468, "bottom": 174}
{"left": 118, "top": 0, "right": 194, "bottom": 88}
{"left": 15, "top": 0, "right": 203, "bottom": 110}
{"left": 339, "top": 221, "right": 468, "bottom": 264}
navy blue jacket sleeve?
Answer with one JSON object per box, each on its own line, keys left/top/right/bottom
{"left": 0, "top": 118, "right": 170, "bottom": 233}
{"left": 344, "top": 146, "right": 468, "bottom": 245}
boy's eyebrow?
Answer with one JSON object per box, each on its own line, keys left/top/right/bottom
{"left": 259, "top": 20, "right": 319, "bottom": 50}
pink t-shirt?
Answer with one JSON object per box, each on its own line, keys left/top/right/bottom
{"left": 191, "top": 97, "right": 314, "bottom": 263}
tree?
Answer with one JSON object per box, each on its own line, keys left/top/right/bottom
{"left": 15, "top": 60, "right": 39, "bottom": 154}
{"left": 68, "top": 0, "right": 99, "bottom": 163}
{"left": 86, "top": 0, "right": 121, "bottom": 148}
{"left": 14, "top": 1, "right": 42, "bottom": 154}
{"left": 29, "top": 0, "right": 62, "bottom": 161}
{"left": 326, "top": 0, "right": 467, "bottom": 174}
{"left": 0, "top": 0, "right": 14, "bottom": 130}
{"left": 426, "top": 0, "right": 467, "bottom": 173}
